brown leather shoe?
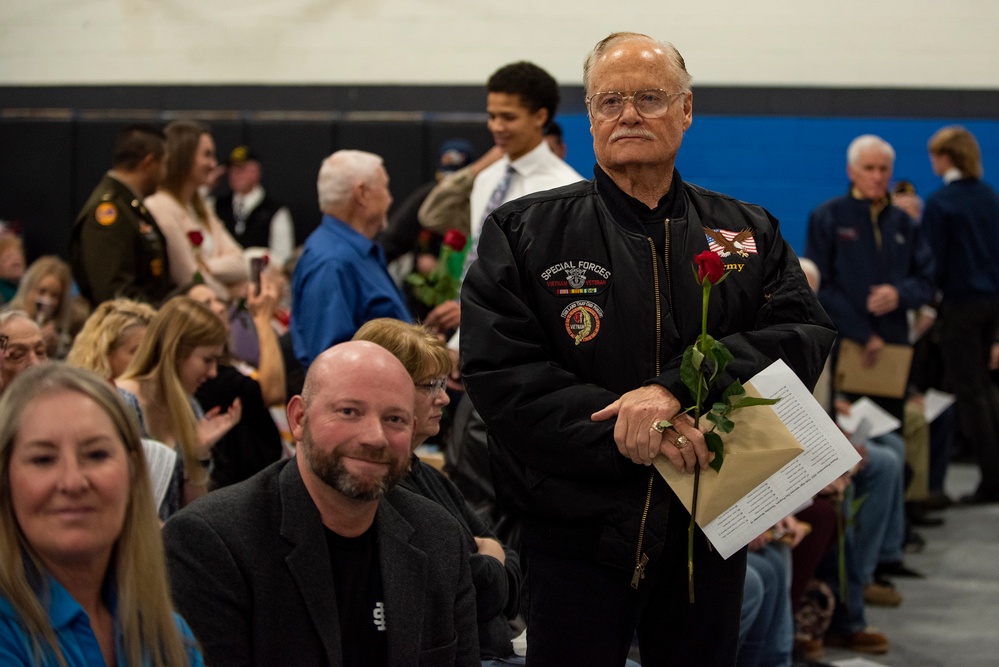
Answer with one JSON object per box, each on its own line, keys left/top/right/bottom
{"left": 825, "top": 627, "right": 890, "bottom": 654}
{"left": 863, "top": 581, "right": 902, "bottom": 607}
{"left": 794, "top": 635, "right": 825, "bottom": 661}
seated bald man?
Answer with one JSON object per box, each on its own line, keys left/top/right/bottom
{"left": 164, "top": 341, "right": 479, "bottom": 666}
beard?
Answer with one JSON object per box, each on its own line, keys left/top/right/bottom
{"left": 301, "top": 424, "right": 410, "bottom": 501}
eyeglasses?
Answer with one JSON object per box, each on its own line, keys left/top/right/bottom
{"left": 415, "top": 377, "right": 447, "bottom": 397}
{"left": 0, "top": 334, "right": 7, "bottom": 354}
{"left": 585, "top": 89, "right": 686, "bottom": 121}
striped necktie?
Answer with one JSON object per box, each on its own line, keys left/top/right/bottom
{"left": 463, "top": 164, "right": 515, "bottom": 279}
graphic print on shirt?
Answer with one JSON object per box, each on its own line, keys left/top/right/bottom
{"left": 540, "top": 260, "right": 611, "bottom": 296}
{"left": 373, "top": 601, "right": 386, "bottom": 632}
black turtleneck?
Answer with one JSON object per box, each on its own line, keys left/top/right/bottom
{"left": 593, "top": 165, "right": 679, "bottom": 258}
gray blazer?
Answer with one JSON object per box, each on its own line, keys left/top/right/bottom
{"left": 163, "top": 458, "right": 479, "bottom": 666}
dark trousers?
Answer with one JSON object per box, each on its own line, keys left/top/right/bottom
{"left": 791, "top": 497, "right": 838, "bottom": 614}
{"left": 522, "top": 500, "right": 746, "bottom": 666}
{"left": 938, "top": 299, "right": 999, "bottom": 498}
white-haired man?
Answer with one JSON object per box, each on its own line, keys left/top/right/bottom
{"left": 461, "top": 32, "right": 834, "bottom": 664}
{"left": 0, "top": 310, "right": 48, "bottom": 394}
{"left": 805, "top": 134, "right": 934, "bottom": 636}
{"left": 806, "top": 134, "right": 935, "bottom": 402}
{"left": 291, "top": 150, "right": 412, "bottom": 369}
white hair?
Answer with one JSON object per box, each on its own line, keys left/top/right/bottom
{"left": 798, "top": 257, "right": 821, "bottom": 293}
{"left": 317, "top": 150, "right": 384, "bottom": 213}
{"left": 0, "top": 309, "right": 34, "bottom": 331}
{"left": 847, "top": 134, "right": 895, "bottom": 167}
{"left": 583, "top": 32, "right": 692, "bottom": 94}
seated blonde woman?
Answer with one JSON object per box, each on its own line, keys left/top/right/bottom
{"left": 353, "top": 318, "right": 522, "bottom": 661}
{"left": 0, "top": 363, "right": 203, "bottom": 666}
{"left": 66, "top": 298, "right": 156, "bottom": 380}
{"left": 116, "top": 297, "right": 241, "bottom": 516}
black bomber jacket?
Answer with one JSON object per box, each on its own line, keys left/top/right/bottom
{"left": 460, "top": 171, "right": 836, "bottom": 571}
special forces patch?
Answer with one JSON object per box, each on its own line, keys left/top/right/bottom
{"left": 541, "top": 260, "right": 611, "bottom": 296}
{"left": 562, "top": 300, "right": 603, "bottom": 346}
{"left": 95, "top": 202, "right": 118, "bottom": 226}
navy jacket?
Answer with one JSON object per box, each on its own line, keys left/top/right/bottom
{"left": 805, "top": 194, "right": 934, "bottom": 345}
{"left": 922, "top": 177, "right": 999, "bottom": 303}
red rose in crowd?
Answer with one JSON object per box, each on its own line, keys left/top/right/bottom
{"left": 187, "top": 230, "right": 204, "bottom": 247}
{"left": 695, "top": 250, "right": 724, "bottom": 285}
{"left": 442, "top": 229, "right": 467, "bottom": 252}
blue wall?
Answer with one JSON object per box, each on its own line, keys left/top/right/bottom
{"left": 559, "top": 115, "right": 999, "bottom": 254}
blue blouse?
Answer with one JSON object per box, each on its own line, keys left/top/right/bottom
{"left": 0, "top": 577, "right": 204, "bottom": 666}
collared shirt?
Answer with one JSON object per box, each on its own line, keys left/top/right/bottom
{"left": 291, "top": 214, "right": 412, "bottom": 368}
{"left": 850, "top": 186, "right": 891, "bottom": 249}
{"left": 231, "top": 185, "right": 295, "bottom": 266}
{"left": 449, "top": 141, "right": 583, "bottom": 350}
{"left": 942, "top": 167, "right": 964, "bottom": 184}
{"left": 0, "top": 576, "right": 203, "bottom": 666}
{"left": 469, "top": 140, "right": 583, "bottom": 242}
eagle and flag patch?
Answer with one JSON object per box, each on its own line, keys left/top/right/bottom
{"left": 703, "top": 227, "right": 757, "bottom": 258}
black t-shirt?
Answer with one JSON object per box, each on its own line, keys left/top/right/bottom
{"left": 325, "top": 524, "right": 387, "bottom": 667}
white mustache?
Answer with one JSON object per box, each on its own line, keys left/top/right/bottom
{"left": 610, "top": 128, "right": 656, "bottom": 141}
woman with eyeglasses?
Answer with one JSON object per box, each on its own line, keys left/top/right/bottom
{"left": 0, "top": 364, "right": 204, "bottom": 666}
{"left": 353, "top": 318, "right": 523, "bottom": 663}
{"left": 0, "top": 311, "right": 48, "bottom": 396}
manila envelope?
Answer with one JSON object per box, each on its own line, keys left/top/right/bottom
{"left": 654, "top": 382, "right": 803, "bottom": 526}
{"left": 834, "top": 339, "right": 913, "bottom": 399}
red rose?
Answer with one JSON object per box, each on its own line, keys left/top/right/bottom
{"left": 187, "top": 230, "right": 204, "bottom": 247}
{"left": 442, "top": 229, "right": 467, "bottom": 252}
{"left": 695, "top": 250, "right": 724, "bottom": 284}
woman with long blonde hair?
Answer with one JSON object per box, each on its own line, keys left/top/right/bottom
{"left": 0, "top": 363, "right": 203, "bottom": 666}
{"left": 144, "top": 121, "right": 248, "bottom": 298}
{"left": 116, "top": 297, "right": 241, "bottom": 514}
{"left": 66, "top": 298, "right": 156, "bottom": 380}
{"left": 5, "top": 256, "right": 75, "bottom": 359}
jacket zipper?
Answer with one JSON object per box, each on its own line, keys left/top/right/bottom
{"left": 632, "top": 221, "right": 673, "bottom": 589}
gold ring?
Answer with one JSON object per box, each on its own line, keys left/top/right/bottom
{"left": 675, "top": 435, "right": 688, "bottom": 449}
{"left": 652, "top": 419, "right": 672, "bottom": 433}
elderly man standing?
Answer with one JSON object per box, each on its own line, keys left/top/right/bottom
{"left": 460, "top": 32, "right": 834, "bottom": 665}
{"left": 164, "top": 341, "right": 479, "bottom": 666}
{"left": 291, "top": 150, "right": 411, "bottom": 369}
{"left": 805, "top": 135, "right": 935, "bottom": 421}
{"left": 805, "top": 135, "right": 934, "bottom": 617}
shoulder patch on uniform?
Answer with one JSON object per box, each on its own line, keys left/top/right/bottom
{"left": 95, "top": 202, "right": 118, "bottom": 226}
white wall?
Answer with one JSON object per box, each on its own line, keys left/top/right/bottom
{"left": 1, "top": 0, "right": 997, "bottom": 88}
